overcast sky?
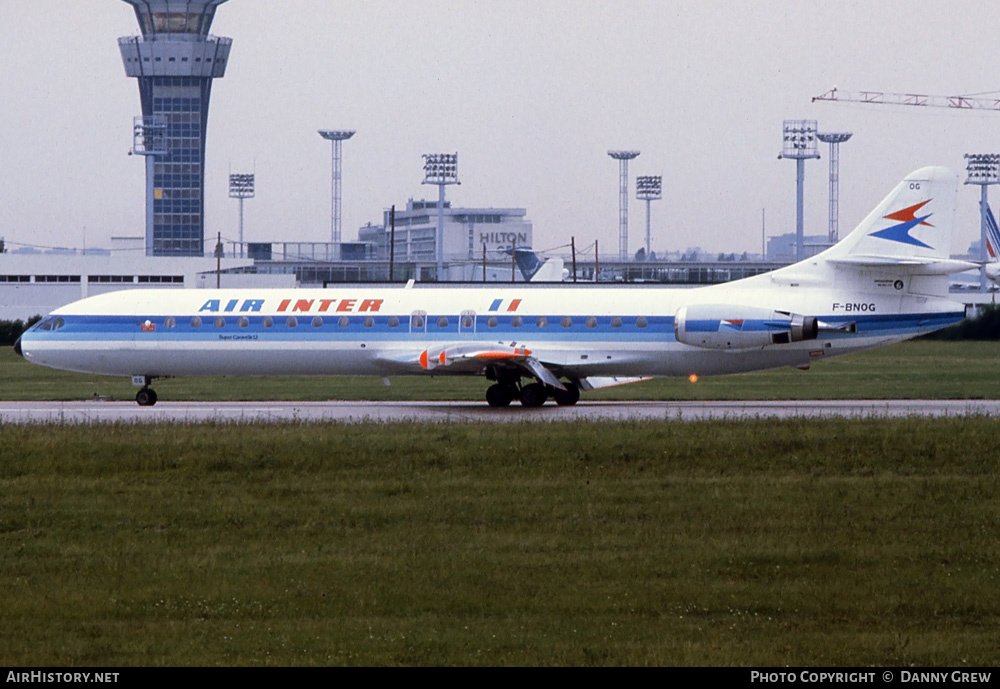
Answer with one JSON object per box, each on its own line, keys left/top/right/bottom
{"left": 2, "top": 0, "right": 1000, "bottom": 258}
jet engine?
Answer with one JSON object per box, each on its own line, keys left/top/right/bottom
{"left": 674, "top": 305, "right": 818, "bottom": 350}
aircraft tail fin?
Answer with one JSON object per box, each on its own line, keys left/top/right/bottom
{"left": 811, "top": 166, "right": 979, "bottom": 288}
{"left": 983, "top": 200, "right": 1000, "bottom": 261}
{"left": 821, "top": 166, "right": 958, "bottom": 266}
{"left": 508, "top": 248, "right": 566, "bottom": 282}
{"left": 983, "top": 202, "right": 1000, "bottom": 286}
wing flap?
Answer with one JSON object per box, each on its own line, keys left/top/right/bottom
{"left": 578, "top": 376, "right": 651, "bottom": 391}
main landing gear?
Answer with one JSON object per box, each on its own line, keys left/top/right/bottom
{"left": 484, "top": 372, "right": 580, "bottom": 409}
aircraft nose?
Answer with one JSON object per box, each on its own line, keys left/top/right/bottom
{"left": 13, "top": 336, "right": 23, "bottom": 358}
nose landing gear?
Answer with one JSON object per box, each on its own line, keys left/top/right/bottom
{"left": 132, "top": 375, "right": 158, "bottom": 406}
{"left": 135, "top": 387, "right": 158, "bottom": 407}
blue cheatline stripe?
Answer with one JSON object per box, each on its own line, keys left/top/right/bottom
{"left": 25, "top": 311, "right": 965, "bottom": 345}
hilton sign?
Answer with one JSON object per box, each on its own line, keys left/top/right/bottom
{"left": 479, "top": 231, "right": 530, "bottom": 257}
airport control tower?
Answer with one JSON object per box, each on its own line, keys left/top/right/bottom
{"left": 118, "top": 0, "right": 232, "bottom": 256}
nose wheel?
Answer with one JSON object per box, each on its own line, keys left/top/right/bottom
{"left": 135, "top": 387, "right": 158, "bottom": 407}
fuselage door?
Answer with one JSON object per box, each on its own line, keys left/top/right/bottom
{"left": 409, "top": 310, "right": 427, "bottom": 337}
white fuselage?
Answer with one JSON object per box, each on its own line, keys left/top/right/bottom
{"left": 18, "top": 270, "right": 964, "bottom": 382}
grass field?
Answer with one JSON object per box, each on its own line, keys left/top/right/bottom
{"left": 3, "top": 339, "right": 1000, "bottom": 402}
{"left": 1, "top": 418, "right": 998, "bottom": 666}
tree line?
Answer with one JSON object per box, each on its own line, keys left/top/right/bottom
{"left": 0, "top": 316, "right": 41, "bottom": 346}
{"left": 923, "top": 303, "right": 1000, "bottom": 340}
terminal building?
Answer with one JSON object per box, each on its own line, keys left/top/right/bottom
{"left": 0, "top": 245, "right": 271, "bottom": 322}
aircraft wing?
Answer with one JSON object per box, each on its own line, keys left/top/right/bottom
{"left": 436, "top": 343, "right": 567, "bottom": 390}
{"left": 379, "top": 342, "right": 569, "bottom": 390}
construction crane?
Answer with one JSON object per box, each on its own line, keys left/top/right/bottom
{"left": 814, "top": 86, "right": 1000, "bottom": 293}
{"left": 813, "top": 87, "right": 1000, "bottom": 111}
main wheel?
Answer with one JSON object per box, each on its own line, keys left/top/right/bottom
{"left": 136, "top": 388, "right": 158, "bottom": 407}
{"left": 485, "top": 383, "right": 514, "bottom": 408}
{"left": 519, "top": 382, "right": 548, "bottom": 408}
{"left": 553, "top": 382, "right": 580, "bottom": 406}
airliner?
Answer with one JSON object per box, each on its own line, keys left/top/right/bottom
{"left": 16, "top": 166, "right": 974, "bottom": 407}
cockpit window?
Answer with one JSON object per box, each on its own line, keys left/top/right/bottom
{"left": 35, "top": 317, "right": 65, "bottom": 331}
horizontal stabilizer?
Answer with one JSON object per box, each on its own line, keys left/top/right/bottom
{"left": 827, "top": 256, "right": 978, "bottom": 274}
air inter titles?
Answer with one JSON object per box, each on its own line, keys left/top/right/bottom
{"left": 198, "top": 297, "right": 385, "bottom": 313}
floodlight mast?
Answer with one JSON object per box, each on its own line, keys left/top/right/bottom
{"left": 816, "top": 132, "right": 852, "bottom": 244}
{"left": 422, "top": 153, "right": 460, "bottom": 280}
{"left": 318, "top": 130, "right": 356, "bottom": 260}
{"left": 635, "top": 176, "right": 663, "bottom": 257}
{"left": 965, "top": 153, "right": 1000, "bottom": 292}
{"left": 228, "top": 173, "right": 255, "bottom": 257}
{"left": 778, "top": 120, "right": 820, "bottom": 261}
{"left": 609, "top": 151, "right": 640, "bottom": 261}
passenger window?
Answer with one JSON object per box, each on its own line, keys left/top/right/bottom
{"left": 191, "top": 316, "right": 202, "bottom": 328}
{"left": 611, "top": 317, "right": 622, "bottom": 328}
{"left": 214, "top": 317, "right": 225, "bottom": 328}
{"left": 437, "top": 316, "right": 449, "bottom": 328}
{"left": 165, "top": 317, "right": 176, "bottom": 329}
{"left": 411, "top": 315, "right": 424, "bottom": 328}
{"left": 636, "top": 316, "right": 648, "bottom": 328}
{"left": 586, "top": 317, "right": 597, "bottom": 328}
{"left": 262, "top": 316, "right": 274, "bottom": 328}
{"left": 388, "top": 316, "right": 399, "bottom": 328}
{"left": 364, "top": 316, "right": 374, "bottom": 328}
{"left": 461, "top": 315, "right": 474, "bottom": 328}
{"left": 511, "top": 316, "right": 522, "bottom": 327}
{"left": 338, "top": 317, "right": 349, "bottom": 328}
{"left": 286, "top": 316, "right": 298, "bottom": 328}
{"left": 561, "top": 316, "right": 572, "bottom": 328}
{"left": 312, "top": 316, "right": 323, "bottom": 328}
{"left": 238, "top": 317, "right": 249, "bottom": 328}
{"left": 487, "top": 316, "right": 498, "bottom": 328}
{"left": 536, "top": 316, "right": 547, "bottom": 328}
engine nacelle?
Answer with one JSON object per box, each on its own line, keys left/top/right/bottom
{"left": 674, "top": 304, "right": 818, "bottom": 350}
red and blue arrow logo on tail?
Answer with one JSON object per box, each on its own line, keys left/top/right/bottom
{"left": 870, "top": 200, "right": 934, "bottom": 249}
